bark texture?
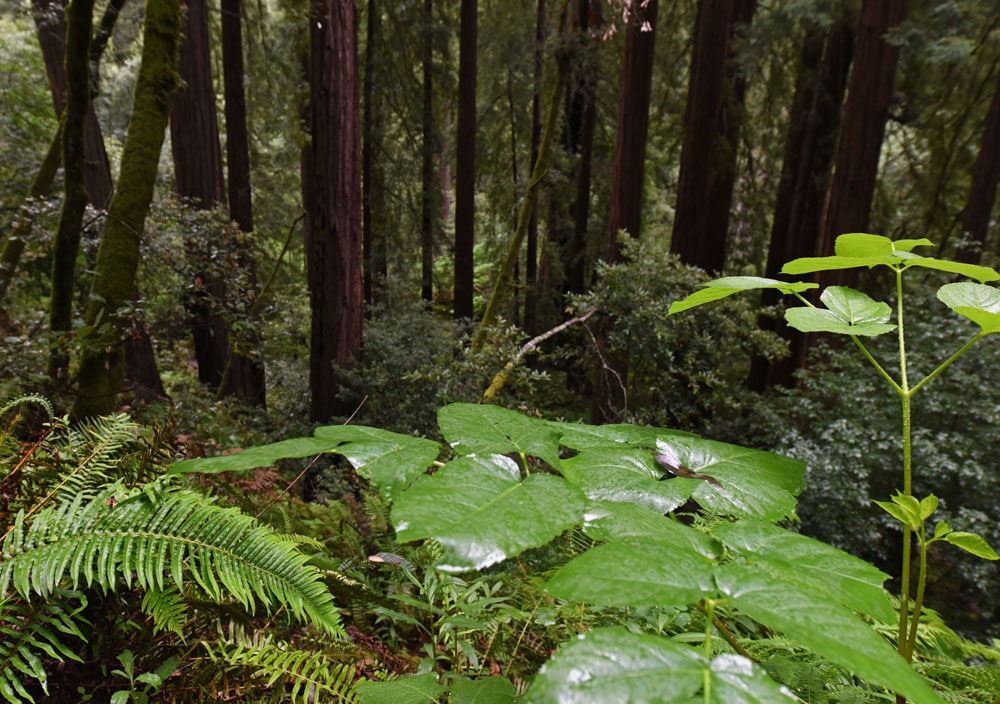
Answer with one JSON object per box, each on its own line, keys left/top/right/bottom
{"left": 816, "top": 0, "right": 907, "bottom": 281}
{"left": 670, "top": 0, "right": 756, "bottom": 272}
{"left": 73, "top": 0, "right": 181, "bottom": 419}
{"left": 303, "top": 0, "right": 363, "bottom": 422}
{"left": 956, "top": 69, "right": 1000, "bottom": 264}
{"left": 453, "top": 0, "right": 477, "bottom": 319}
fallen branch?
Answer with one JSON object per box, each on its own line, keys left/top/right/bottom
{"left": 480, "top": 309, "right": 596, "bottom": 403}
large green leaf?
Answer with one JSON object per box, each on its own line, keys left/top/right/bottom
{"left": 582, "top": 500, "right": 722, "bottom": 559}
{"left": 657, "top": 437, "right": 804, "bottom": 521}
{"left": 783, "top": 233, "right": 999, "bottom": 282}
{"left": 668, "top": 276, "right": 817, "bottom": 315}
{"left": 391, "top": 456, "right": 585, "bottom": 572}
{"left": 715, "top": 564, "right": 944, "bottom": 704}
{"left": 937, "top": 282, "right": 1000, "bottom": 333}
{"left": 544, "top": 538, "right": 715, "bottom": 607}
{"left": 312, "top": 426, "right": 441, "bottom": 501}
{"left": 356, "top": 673, "right": 446, "bottom": 704}
{"left": 168, "top": 436, "right": 339, "bottom": 475}
{"left": 168, "top": 426, "right": 440, "bottom": 501}
{"left": 554, "top": 422, "right": 692, "bottom": 451}
{"left": 448, "top": 676, "right": 517, "bottom": 703}
{"left": 713, "top": 521, "right": 895, "bottom": 622}
{"left": 524, "top": 627, "right": 794, "bottom": 704}
{"left": 784, "top": 287, "right": 896, "bottom": 336}
{"left": 439, "top": 403, "right": 564, "bottom": 470}
{"left": 560, "top": 449, "right": 692, "bottom": 514}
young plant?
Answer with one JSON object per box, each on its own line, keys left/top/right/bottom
{"left": 669, "top": 233, "right": 1000, "bottom": 665}
{"left": 176, "top": 400, "right": 955, "bottom": 703}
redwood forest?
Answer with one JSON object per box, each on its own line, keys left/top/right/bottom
{"left": 2, "top": 0, "right": 1000, "bottom": 701}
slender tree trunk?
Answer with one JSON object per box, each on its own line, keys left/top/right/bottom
{"left": 73, "top": 0, "right": 181, "bottom": 419}
{"left": 522, "top": 0, "right": 545, "bottom": 334}
{"left": 956, "top": 69, "right": 1000, "bottom": 264}
{"left": 747, "top": 16, "right": 853, "bottom": 390}
{"left": 420, "top": 0, "right": 436, "bottom": 303}
{"left": 816, "top": 0, "right": 907, "bottom": 283}
{"left": 363, "top": 0, "right": 387, "bottom": 305}
{"left": 593, "top": 0, "right": 656, "bottom": 425}
{"left": 567, "top": 0, "right": 599, "bottom": 296}
{"left": 219, "top": 0, "right": 267, "bottom": 406}
{"left": 607, "top": 0, "right": 658, "bottom": 263}
{"left": 453, "top": 0, "right": 477, "bottom": 319}
{"left": 303, "top": 0, "right": 363, "bottom": 422}
{"left": 669, "top": 0, "right": 756, "bottom": 272}
{"left": 48, "top": 0, "right": 95, "bottom": 384}
{"left": 32, "top": 0, "right": 113, "bottom": 209}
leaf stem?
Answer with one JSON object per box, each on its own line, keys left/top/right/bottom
{"left": 909, "top": 334, "right": 984, "bottom": 396}
{"left": 894, "top": 267, "right": 915, "bottom": 662}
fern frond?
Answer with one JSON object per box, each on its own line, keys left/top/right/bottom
{"left": 141, "top": 585, "right": 189, "bottom": 637}
{"left": 0, "top": 589, "right": 87, "bottom": 703}
{"left": 0, "top": 483, "right": 343, "bottom": 637}
{"left": 202, "top": 637, "right": 359, "bottom": 703}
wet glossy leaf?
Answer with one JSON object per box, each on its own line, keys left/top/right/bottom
{"left": 668, "top": 276, "right": 817, "bottom": 315}
{"left": 525, "top": 627, "right": 794, "bottom": 704}
{"left": 716, "top": 564, "right": 945, "bottom": 704}
{"left": 714, "top": 521, "right": 894, "bottom": 623}
{"left": 560, "top": 449, "right": 692, "bottom": 514}
{"left": 657, "top": 437, "right": 804, "bottom": 521}
{"left": 169, "top": 426, "right": 439, "bottom": 500}
{"left": 439, "top": 403, "right": 564, "bottom": 470}
{"left": 545, "top": 538, "right": 715, "bottom": 607}
{"left": 554, "top": 422, "right": 692, "bottom": 451}
{"left": 937, "top": 282, "right": 1000, "bottom": 332}
{"left": 582, "top": 500, "right": 722, "bottom": 559}
{"left": 391, "top": 456, "right": 585, "bottom": 572}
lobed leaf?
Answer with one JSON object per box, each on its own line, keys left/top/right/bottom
{"left": 560, "top": 449, "right": 692, "bottom": 514}
{"left": 438, "top": 403, "right": 564, "bottom": 470}
{"left": 937, "top": 282, "right": 1000, "bottom": 333}
{"left": 716, "top": 563, "right": 945, "bottom": 704}
{"left": 668, "top": 276, "right": 817, "bottom": 315}
{"left": 524, "top": 627, "right": 795, "bottom": 704}
{"left": 391, "top": 456, "right": 585, "bottom": 572}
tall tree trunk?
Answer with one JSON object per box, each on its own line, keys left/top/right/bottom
{"left": 363, "top": 0, "right": 387, "bottom": 305}
{"left": 172, "top": 0, "right": 260, "bottom": 405}
{"left": 73, "top": 0, "right": 181, "bottom": 419}
{"left": 303, "top": 0, "right": 363, "bottom": 422}
{"left": 48, "top": 0, "right": 95, "bottom": 385}
{"left": 567, "top": 0, "right": 599, "bottom": 296}
{"left": 669, "top": 0, "right": 756, "bottom": 273}
{"left": 522, "top": 0, "right": 545, "bottom": 334}
{"left": 32, "top": 0, "right": 113, "bottom": 209}
{"left": 956, "top": 68, "right": 1000, "bottom": 264}
{"left": 420, "top": 0, "right": 436, "bottom": 303}
{"left": 747, "top": 15, "right": 853, "bottom": 390}
{"left": 816, "top": 0, "right": 907, "bottom": 283}
{"left": 453, "top": 0, "right": 477, "bottom": 319}
{"left": 593, "top": 0, "right": 656, "bottom": 425}
{"left": 219, "top": 0, "right": 267, "bottom": 406}
{"left": 607, "top": 0, "right": 658, "bottom": 263}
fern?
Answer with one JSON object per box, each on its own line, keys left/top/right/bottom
{"left": 0, "top": 481, "right": 343, "bottom": 638}
{"left": 202, "top": 635, "right": 359, "bottom": 703}
{"left": 0, "top": 589, "right": 87, "bottom": 703}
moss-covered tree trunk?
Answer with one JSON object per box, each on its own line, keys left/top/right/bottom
{"left": 73, "top": 0, "right": 180, "bottom": 419}
{"left": 48, "top": 0, "right": 95, "bottom": 384}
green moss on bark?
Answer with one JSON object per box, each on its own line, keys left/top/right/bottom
{"left": 72, "top": 0, "right": 180, "bottom": 419}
